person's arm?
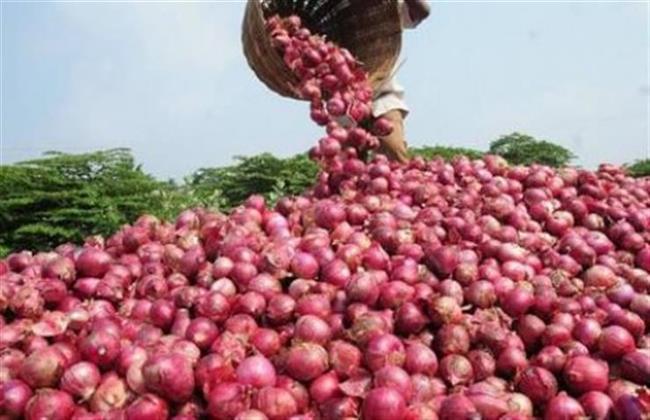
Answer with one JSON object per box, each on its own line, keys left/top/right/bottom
{"left": 405, "top": 0, "right": 431, "bottom": 24}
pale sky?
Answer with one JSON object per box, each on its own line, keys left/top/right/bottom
{"left": 2, "top": 1, "right": 649, "bottom": 179}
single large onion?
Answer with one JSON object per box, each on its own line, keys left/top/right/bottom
{"left": 562, "top": 355, "right": 609, "bottom": 394}
{"left": 142, "top": 353, "right": 195, "bottom": 403}
{"left": 25, "top": 389, "right": 75, "bottom": 420}
{"left": 60, "top": 362, "right": 101, "bottom": 400}
{"left": 361, "top": 387, "right": 407, "bottom": 420}
{"left": 236, "top": 355, "right": 277, "bottom": 388}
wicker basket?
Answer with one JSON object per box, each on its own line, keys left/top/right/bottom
{"left": 242, "top": 0, "right": 402, "bottom": 99}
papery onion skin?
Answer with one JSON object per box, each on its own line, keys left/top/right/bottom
{"left": 125, "top": 393, "right": 169, "bottom": 420}
{"left": 543, "top": 393, "right": 585, "bottom": 420}
{"left": 142, "top": 353, "right": 195, "bottom": 403}
{"left": 25, "top": 389, "right": 75, "bottom": 420}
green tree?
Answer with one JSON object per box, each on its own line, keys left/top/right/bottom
{"left": 489, "top": 132, "right": 575, "bottom": 167}
{"left": 188, "top": 153, "right": 318, "bottom": 210}
{"left": 626, "top": 159, "right": 650, "bottom": 178}
{"left": 409, "top": 145, "right": 483, "bottom": 161}
{"left": 0, "top": 149, "right": 173, "bottom": 254}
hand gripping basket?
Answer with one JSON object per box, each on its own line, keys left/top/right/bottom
{"left": 242, "top": 0, "right": 403, "bottom": 99}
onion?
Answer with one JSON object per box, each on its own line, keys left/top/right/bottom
{"left": 361, "top": 387, "right": 407, "bottom": 420}
{"left": 562, "top": 355, "right": 609, "bottom": 394}
{"left": 142, "top": 353, "right": 195, "bottom": 403}
{"left": 404, "top": 341, "right": 438, "bottom": 376}
{"left": 207, "top": 382, "right": 251, "bottom": 419}
{"left": 60, "top": 362, "right": 101, "bottom": 400}
{"left": 125, "top": 393, "right": 169, "bottom": 420}
{"left": 435, "top": 324, "right": 470, "bottom": 356}
{"left": 254, "top": 387, "right": 298, "bottom": 420}
{"left": 598, "top": 325, "right": 635, "bottom": 360}
{"left": 439, "top": 354, "right": 474, "bottom": 386}
{"left": 236, "top": 355, "right": 277, "bottom": 388}
{"left": 285, "top": 343, "right": 329, "bottom": 381}
{"left": 515, "top": 366, "right": 557, "bottom": 404}
{"left": 1, "top": 379, "right": 32, "bottom": 418}
{"left": 365, "top": 334, "right": 406, "bottom": 371}
{"left": 373, "top": 366, "right": 413, "bottom": 401}
{"left": 467, "top": 350, "right": 496, "bottom": 381}
{"left": 89, "top": 372, "right": 129, "bottom": 412}
{"left": 543, "top": 392, "right": 585, "bottom": 420}
{"left": 496, "top": 348, "right": 528, "bottom": 378}
{"left": 20, "top": 346, "right": 67, "bottom": 389}
{"left": 76, "top": 248, "right": 112, "bottom": 278}
{"left": 328, "top": 340, "right": 362, "bottom": 378}
{"left": 439, "top": 394, "right": 479, "bottom": 420}
{"left": 294, "top": 315, "right": 332, "bottom": 345}
{"left": 185, "top": 317, "right": 219, "bottom": 350}
{"left": 79, "top": 330, "right": 121, "bottom": 369}
{"left": 579, "top": 391, "right": 614, "bottom": 420}
{"left": 620, "top": 350, "right": 650, "bottom": 384}
{"left": 25, "top": 389, "right": 75, "bottom": 420}
{"left": 309, "top": 371, "right": 340, "bottom": 404}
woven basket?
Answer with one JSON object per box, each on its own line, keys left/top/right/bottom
{"left": 242, "top": 0, "right": 402, "bottom": 99}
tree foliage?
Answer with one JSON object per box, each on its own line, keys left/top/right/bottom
{"left": 187, "top": 153, "right": 318, "bottom": 210}
{"left": 410, "top": 145, "right": 483, "bottom": 161}
{"left": 489, "top": 132, "right": 575, "bottom": 167}
{"left": 0, "top": 149, "right": 171, "bottom": 253}
{"left": 626, "top": 159, "right": 650, "bottom": 178}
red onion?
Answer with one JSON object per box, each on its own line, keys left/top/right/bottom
{"left": 572, "top": 318, "right": 602, "bottom": 350}
{"left": 89, "top": 372, "right": 129, "bottom": 412}
{"left": 620, "top": 350, "right": 650, "bottom": 384}
{"left": 234, "top": 410, "right": 268, "bottom": 420}
{"left": 309, "top": 371, "right": 340, "bottom": 404}
{"left": 467, "top": 350, "right": 496, "bottom": 381}
{"left": 543, "top": 392, "right": 585, "bottom": 420}
{"left": 579, "top": 391, "right": 614, "bottom": 420}
{"left": 125, "top": 393, "right": 169, "bottom": 420}
{"left": 20, "top": 346, "right": 67, "bottom": 388}
{"left": 207, "top": 382, "right": 251, "bottom": 419}
{"left": 439, "top": 354, "right": 474, "bottom": 386}
{"left": 294, "top": 315, "right": 332, "bottom": 345}
{"left": 328, "top": 340, "right": 362, "bottom": 378}
{"left": 365, "top": 333, "right": 406, "bottom": 371}
{"left": 435, "top": 324, "right": 470, "bottom": 356}
{"left": 562, "top": 355, "right": 609, "bottom": 394}
{"left": 236, "top": 355, "right": 277, "bottom": 388}
{"left": 185, "top": 317, "right": 219, "bottom": 349}
{"left": 60, "top": 362, "right": 101, "bottom": 400}
{"left": 404, "top": 341, "right": 438, "bottom": 376}
{"left": 142, "top": 353, "right": 194, "bottom": 402}
{"left": 254, "top": 386, "right": 298, "bottom": 420}
{"left": 76, "top": 248, "right": 112, "bottom": 278}
{"left": 251, "top": 328, "right": 281, "bottom": 357}
{"left": 598, "top": 325, "right": 635, "bottom": 360}
{"left": 25, "top": 389, "right": 75, "bottom": 420}
{"left": 439, "top": 394, "right": 479, "bottom": 420}
{"left": 79, "top": 330, "right": 120, "bottom": 369}
{"left": 285, "top": 343, "right": 329, "bottom": 381}
{"left": 361, "top": 387, "right": 407, "bottom": 420}
{"left": 1, "top": 379, "right": 32, "bottom": 418}
{"left": 515, "top": 366, "right": 558, "bottom": 404}
{"left": 496, "top": 348, "right": 528, "bottom": 378}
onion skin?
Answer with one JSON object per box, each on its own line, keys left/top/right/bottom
{"left": 1, "top": 379, "right": 32, "bottom": 418}
{"left": 515, "top": 367, "right": 558, "bottom": 405}
{"left": 579, "top": 391, "right": 614, "bottom": 420}
{"left": 563, "top": 356, "right": 609, "bottom": 394}
{"left": 25, "top": 389, "right": 75, "bottom": 420}
{"left": 361, "top": 387, "right": 407, "bottom": 420}
{"left": 439, "top": 394, "right": 479, "bottom": 420}
{"left": 620, "top": 350, "right": 650, "bottom": 384}
{"left": 236, "top": 355, "right": 277, "bottom": 388}
{"left": 142, "top": 353, "right": 195, "bottom": 403}
{"left": 543, "top": 392, "right": 585, "bottom": 420}
{"left": 254, "top": 386, "right": 298, "bottom": 420}
{"left": 125, "top": 393, "right": 169, "bottom": 420}
{"left": 19, "top": 346, "right": 66, "bottom": 389}
{"left": 60, "top": 361, "right": 101, "bottom": 400}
